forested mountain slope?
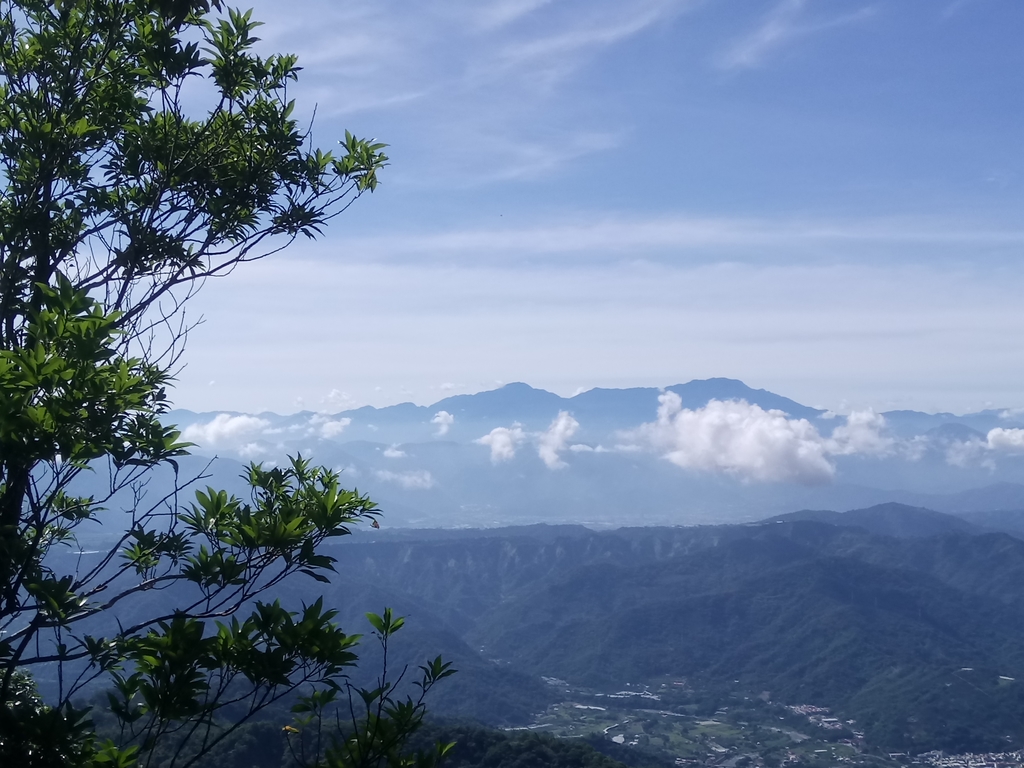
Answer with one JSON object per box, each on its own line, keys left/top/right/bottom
{"left": 306, "top": 514, "right": 1024, "bottom": 751}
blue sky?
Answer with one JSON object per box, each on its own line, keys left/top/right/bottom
{"left": 178, "top": 0, "right": 1024, "bottom": 415}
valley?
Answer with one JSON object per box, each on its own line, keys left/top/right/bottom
{"left": 447, "top": 672, "right": 1024, "bottom": 768}
{"left": 507, "top": 680, "right": 879, "bottom": 768}
{"left": 300, "top": 506, "right": 1024, "bottom": 756}
{"left": 42, "top": 488, "right": 1024, "bottom": 764}
{"left": 478, "top": 671, "right": 1024, "bottom": 768}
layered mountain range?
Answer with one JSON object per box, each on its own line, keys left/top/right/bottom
{"left": 49, "top": 382, "right": 1024, "bottom": 759}
{"left": 150, "top": 379, "right": 1024, "bottom": 529}
{"left": 296, "top": 504, "right": 1024, "bottom": 753}
{"left": 46, "top": 500, "right": 1024, "bottom": 754}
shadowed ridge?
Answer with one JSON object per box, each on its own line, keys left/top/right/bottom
{"left": 761, "top": 501, "right": 982, "bottom": 538}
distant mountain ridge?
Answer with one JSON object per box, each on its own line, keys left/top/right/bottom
{"left": 761, "top": 502, "right": 984, "bottom": 538}
{"left": 172, "top": 377, "right": 1024, "bottom": 433}
{"left": 760, "top": 499, "right": 1024, "bottom": 541}
{"left": 167, "top": 379, "right": 1024, "bottom": 463}
{"left": 150, "top": 378, "right": 1024, "bottom": 530}
{"left": 171, "top": 378, "right": 826, "bottom": 436}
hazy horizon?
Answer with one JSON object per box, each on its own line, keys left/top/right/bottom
{"left": 169, "top": 0, "right": 1023, "bottom": 417}
{"left": 171, "top": 377, "right": 1024, "bottom": 420}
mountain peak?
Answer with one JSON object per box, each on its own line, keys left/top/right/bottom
{"left": 763, "top": 502, "right": 980, "bottom": 539}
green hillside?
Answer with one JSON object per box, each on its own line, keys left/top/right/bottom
{"left": 307, "top": 518, "right": 1024, "bottom": 752}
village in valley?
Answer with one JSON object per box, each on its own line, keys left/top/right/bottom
{"left": 508, "top": 679, "right": 1024, "bottom": 768}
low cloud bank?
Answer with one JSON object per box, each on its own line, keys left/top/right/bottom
{"left": 182, "top": 414, "right": 270, "bottom": 449}
{"left": 183, "top": 400, "right": 1024, "bottom": 484}
{"left": 181, "top": 412, "right": 351, "bottom": 454}
{"left": 308, "top": 414, "right": 352, "bottom": 439}
{"left": 946, "top": 427, "right": 1024, "bottom": 468}
{"left": 473, "top": 399, "right": 894, "bottom": 481}
{"left": 374, "top": 469, "right": 436, "bottom": 490}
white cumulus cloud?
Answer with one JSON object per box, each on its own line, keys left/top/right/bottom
{"left": 629, "top": 395, "right": 896, "bottom": 483}
{"left": 536, "top": 411, "right": 580, "bottom": 469}
{"left": 383, "top": 445, "right": 407, "bottom": 458}
{"left": 475, "top": 424, "right": 526, "bottom": 463}
{"left": 474, "top": 413, "right": 581, "bottom": 469}
{"left": 986, "top": 428, "right": 1024, "bottom": 452}
{"left": 182, "top": 414, "right": 270, "bottom": 449}
{"left": 431, "top": 410, "right": 455, "bottom": 436}
{"left": 631, "top": 394, "right": 834, "bottom": 484}
{"left": 374, "top": 469, "right": 435, "bottom": 490}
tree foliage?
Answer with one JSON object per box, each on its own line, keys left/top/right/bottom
{"left": 406, "top": 722, "right": 629, "bottom": 768}
{"left": 0, "top": 1, "right": 449, "bottom": 766}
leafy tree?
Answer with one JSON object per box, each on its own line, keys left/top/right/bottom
{"left": 403, "top": 722, "right": 630, "bottom": 768}
{"left": 0, "top": 1, "right": 450, "bottom": 765}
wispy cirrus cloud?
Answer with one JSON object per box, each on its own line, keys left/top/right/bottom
{"left": 246, "top": 0, "right": 691, "bottom": 184}
{"left": 474, "top": 0, "right": 686, "bottom": 87}
{"left": 324, "top": 213, "right": 1024, "bottom": 265}
{"left": 941, "top": 0, "right": 980, "bottom": 20}
{"left": 717, "top": 0, "right": 875, "bottom": 71}
{"left": 472, "top": 0, "right": 554, "bottom": 31}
